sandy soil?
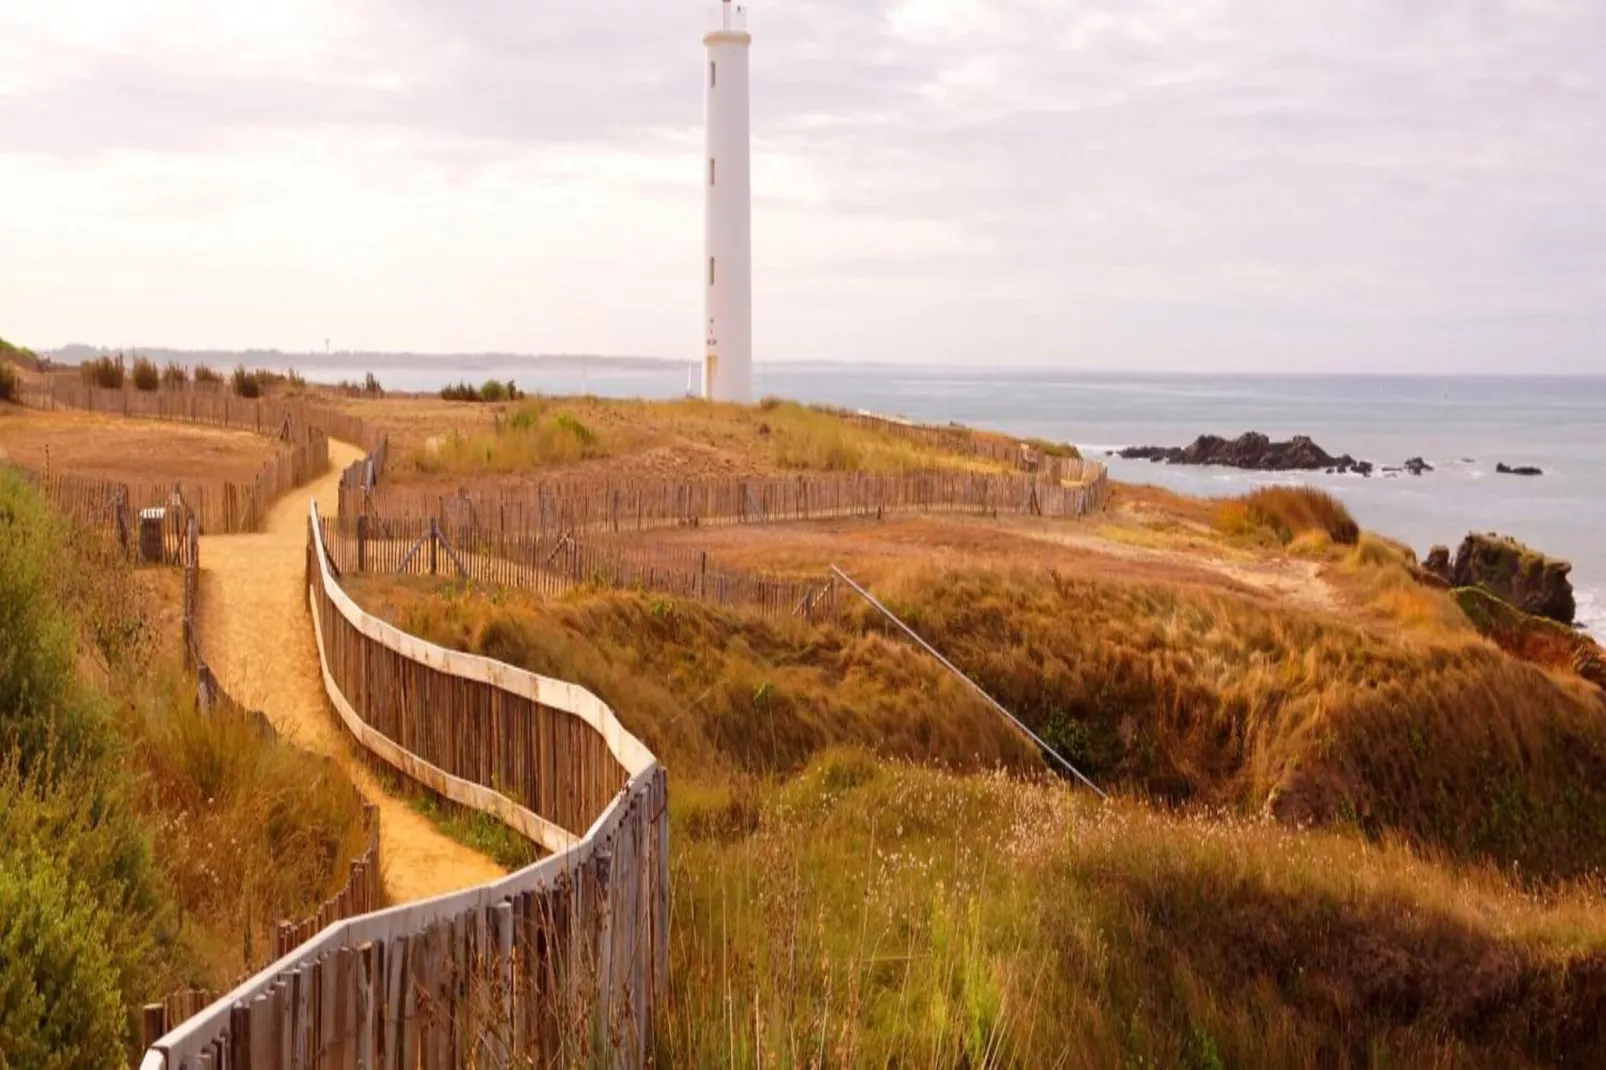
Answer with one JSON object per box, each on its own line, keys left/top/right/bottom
{"left": 198, "top": 441, "right": 505, "bottom": 902}
{"left": 0, "top": 405, "right": 284, "bottom": 482}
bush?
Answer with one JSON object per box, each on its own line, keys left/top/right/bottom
{"left": 363, "top": 371, "right": 384, "bottom": 397}
{"left": 231, "top": 364, "right": 263, "bottom": 399}
{"left": 1215, "top": 486, "right": 1358, "bottom": 546}
{"left": 193, "top": 364, "right": 222, "bottom": 386}
{"left": 80, "top": 355, "right": 125, "bottom": 390}
{"left": 130, "top": 356, "right": 160, "bottom": 391}
{"left": 161, "top": 362, "right": 188, "bottom": 387}
{"left": 0, "top": 470, "right": 98, "bottom": 773}
{"left": 0, "top": 851, "right": 128, "bottom": 1067}
{"left": 0, "top": 361, "right": 17, "bottom": 403}
{"left": 0, "top": 336, "right": 39, "bottom": 371}
{"left": 440, "top": 381, "right": 478, "bottom": 402}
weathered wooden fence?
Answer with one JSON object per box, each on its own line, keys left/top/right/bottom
{"left": 320, "top": 513, "right": 841, "bottom": 622}
{"left": 343, "top": 463, "right": 1110, "bottom": 540}
{"left": 23, "top": 374, "right": 382, "bottom": 451}
{"left": 137, "top": 501, "right": 667, "bottom": 1068}
{"left": 17, "top": 376, "right": 360, "bottom": 533}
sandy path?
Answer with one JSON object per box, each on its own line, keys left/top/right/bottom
{"left": 199, "top": 442, "right": 506, "bottom": 903}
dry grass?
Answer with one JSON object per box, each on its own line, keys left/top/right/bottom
{"left": 1215, "top": 485, "right": 1360, "bottom": 546}
{"left": 666, "top": 751, "right": 1606, "bottom": 1068}
{"left": 0, "top": 406, "right": 286, "bottom": 483}
{"left": 865, "top": 563, "right": 1606, "bottom": 880}
{"left": 348, "top": 575, "right": 1039, "bottom": 781}
{"left": 338, "top": 393, "right": 1014, "bottom": 489}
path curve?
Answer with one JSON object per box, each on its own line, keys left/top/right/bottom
{"left": 199, "top": 441, "right": 506, "bottom": 902}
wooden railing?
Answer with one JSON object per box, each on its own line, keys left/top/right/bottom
{"left": 137, "top": 500, "right": 667, "bottom": 1068}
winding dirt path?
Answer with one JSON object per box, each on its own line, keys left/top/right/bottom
{"left": 198, "top": 442, "right": 506, "bottom": 903}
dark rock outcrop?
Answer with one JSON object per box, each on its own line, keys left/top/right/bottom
{"left": 1496, "top": 463, "right": 1544, "bottom": 477}
{"left": 1119, "top": 433, "right": 1374, "bottom": 475}
{"left": 1423, "top": 545, "right": 1453, "bottom": 585}
{"left": 1449, "top": 533, "right": 1575, "bottom": 625}
{"left": 1454, "top": 587, "right": 1603, "bottom": 693}
{"left": 1402, "top": 457, "right": 1433, "bottom": 476}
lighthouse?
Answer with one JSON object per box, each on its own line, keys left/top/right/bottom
{"left": 703, "top": 0, "right": 752, "bottom": 402}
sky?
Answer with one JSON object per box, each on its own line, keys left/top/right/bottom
{"left": 1, "top": 0, "right": 1603, "bottom": 374}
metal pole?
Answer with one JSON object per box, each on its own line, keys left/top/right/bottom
{"left": 830, "top": 565, "right": 1107, "bottom": 800}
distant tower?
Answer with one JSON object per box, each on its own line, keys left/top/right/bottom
{"left": 703, "top": 0, "right": 752, "bottom": 402}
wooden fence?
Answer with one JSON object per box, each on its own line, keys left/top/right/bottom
{"left": 23, "top": 374, "right": 383, "bottom": 451}
{"left": 137, "top": 500, "right": 667, "bottom": 1068}
{"left": 321, "top": 513, "right": 840, "bottom": 622}
{"left": 17, "top": 375, "right": 360, "bottom": 533}
{"left": 343, "top": 463, "right": 1110, "bottom": 539}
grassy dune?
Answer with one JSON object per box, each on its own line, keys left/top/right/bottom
{"left": 378, "top": 395, "right": 1041, "bottom": 482}
{"left": 342, "top": 476, "right": 1606, "bottom": 1064}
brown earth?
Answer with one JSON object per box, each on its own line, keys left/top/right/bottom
{"left": 0, "top": 405, "right": 284, "bottom": 482}
{"left": 197, "top": 440, "right": 505, "bottom": 902}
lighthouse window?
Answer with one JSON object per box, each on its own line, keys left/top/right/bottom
{"left": 710, "top": 157, "right": 715, "bottom": 186}
{"left": 710, "top": 62, "right": 716, "bottom": 88}
{"left": 709, "top": 257, "right": 716, "bottom": 285}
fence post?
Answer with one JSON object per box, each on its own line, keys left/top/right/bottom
{"left": 357, "top": 514, "right": 368, "bottom": 573}
{"left": 429, "top": 517, "right": 438, "bottom": 576}
{"left": 699, "top": 552, "right": 708, "bottom": 599}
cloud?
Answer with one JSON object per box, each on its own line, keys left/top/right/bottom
{"left": 0, "top": 0, "right": 1603, "bottom": 371}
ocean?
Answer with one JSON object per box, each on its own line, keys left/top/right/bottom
{"left": 319, "top": 359, "right": 1606, "bottom": 639}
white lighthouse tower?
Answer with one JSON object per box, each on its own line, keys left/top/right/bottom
{"left": 703, "top": 0, "right": 753, "bottom": 403}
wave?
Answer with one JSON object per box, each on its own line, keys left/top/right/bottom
{"left": 1576, "top": 588, "right": 1605, "bottom": 642}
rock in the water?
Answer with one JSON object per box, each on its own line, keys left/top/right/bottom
{"left": 1450, "top": 533, "right": 1575, "bottom": 624}
{"left": 1496, "top": 463, "right": 1544, "bottom": 476}
{"left": 1402, "top": 457, "right": 1433, "bottom": 476}
{"left": 1118, "top": 432, "right": 1375, "bottom": 474}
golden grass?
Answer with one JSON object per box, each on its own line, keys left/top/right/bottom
{"left": 358, "top": 393, "right": 1016, "bottom": 485}
{"left": 666, "top": 751, "right": 1606, "bottom": 1068}
{"left": 869, "top": 564, "right": 1606, "bottom": 879}
{"left": 1216, "top": 485, "right": 1360, "bottom": 546}
{"left": 348, "top": 575, "right": 1039, "bottom": 781}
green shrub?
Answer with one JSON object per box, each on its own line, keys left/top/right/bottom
{"left": 440, "top": 381, "right": 478, "bottom": 402}
{"left": 0, "top": 851, "right": 128, "bottom": 1067}
{"left": 80, "top": 355, "right": 125, "bottom": 390}
{"left": 231, "top": 364, "right": 262, "bottom": 399}
{"left": 363, "top": 371, "right": 383, "bottom": 397}
{"left": 0, "top": 469, "right": 96, "bottom": 773}
{"left": 160, "top": 362, "right": 188, "bottom": 388}
{"left": 0, "top": 361, "right": 17, "bottom": 403}
{"left": 193, "top": 364, "right": 222, "bottom": 386}
{"left": 131, "top": 357, "right": 160, "bottom": 391}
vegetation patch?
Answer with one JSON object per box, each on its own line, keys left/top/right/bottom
{"left": 0, "top": 469, "right": 369, "bottom": 1061}
{"left": 871, "top": 564, "right": 1606, "bottom": 879}
{"left": 349, "top": 577, "right": 1038, "bottom": 780}
{"left": 665, "top": 751, "right": 1606, "bottom": 1068}
{"left": 1215, "top": 485, "right": 1359, "bottom": 546}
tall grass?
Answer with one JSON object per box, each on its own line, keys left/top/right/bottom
{"left": 1215, "top": 485, "right": 1359, "bottom": 546}
{"left": 665, "top": 751, "right": 1606, "bottom": 1067}
{"left": 413, "top": 402, "right": 612, "bottom": 474}
{"left": 872, "top": 564, "right": 1606, "bottom": 879}
{"left": 354, "top": 578, "right": 1038, "bottom": 780}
